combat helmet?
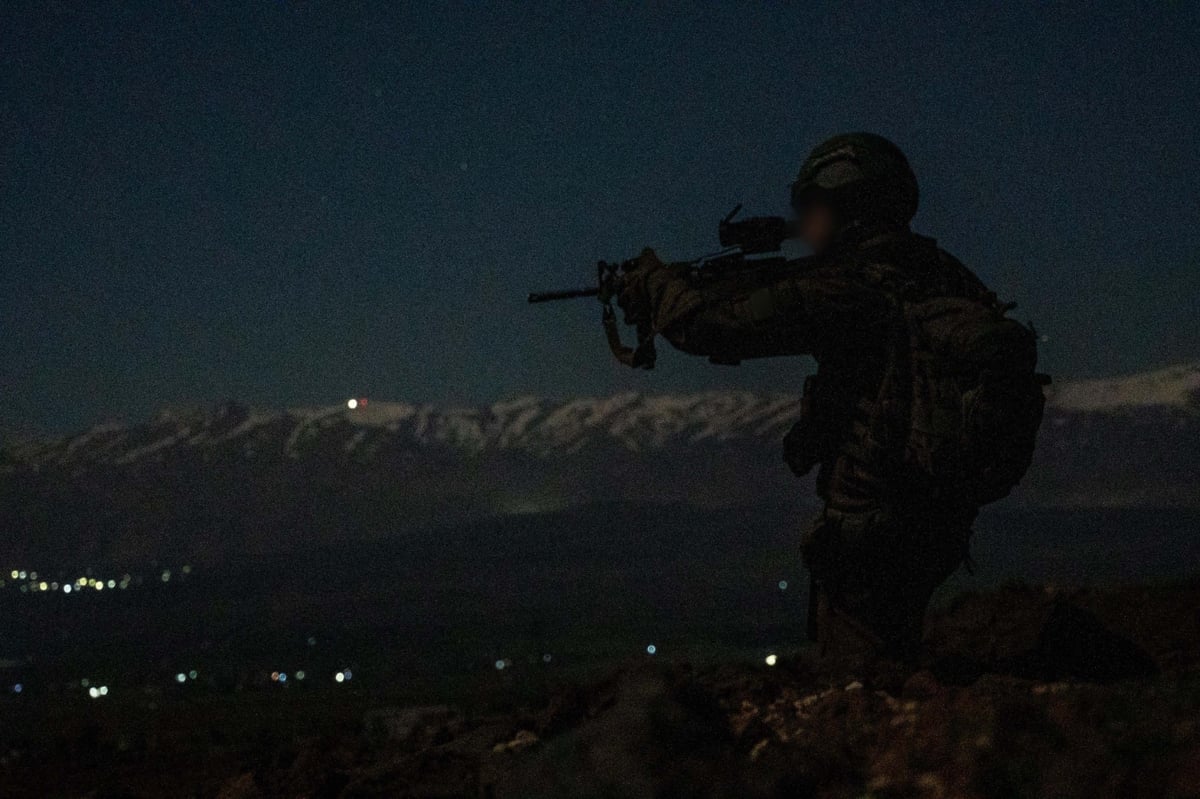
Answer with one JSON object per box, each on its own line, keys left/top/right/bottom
{"left": 791, "top": 132, "right": 919, "bottom": 227}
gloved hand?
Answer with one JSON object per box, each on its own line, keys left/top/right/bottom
{"left": 616, "top": 248, "right": 669, "bottom": 326}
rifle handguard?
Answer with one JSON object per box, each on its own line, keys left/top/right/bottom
{"left": 528, "top": 208, "right": 790, "bottom": 370}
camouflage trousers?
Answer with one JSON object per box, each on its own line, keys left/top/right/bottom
{"left": 802, "top": 502, "right": 976, "bottom": 664}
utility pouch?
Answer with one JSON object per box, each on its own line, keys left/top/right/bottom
{"left": 783, "top": 375, "right": 829, "bottom": 477}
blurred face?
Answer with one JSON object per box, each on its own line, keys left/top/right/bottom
{"left": 795, "top": 201, "right": 836, "bottom": 254}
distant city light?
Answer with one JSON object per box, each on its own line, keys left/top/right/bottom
{"left": 106, "top": 580, "right": 116, "bottom": 589}
{"left": 88, "top": 687, "right": 100, "bottom": 699}
{"left": 188, "top": 670, "right": 198, "bottom": 680}
{"left": 278, "top": 672, "right": 287, "bottom": 683}
{"left": 347, "top": 398, "right": 359, "bottom": 410}
{"left": 334, "top": 672, "right": 345, "bottom": 683}
{"left": 38, "top": 581, "right": 47, "bottom": 591}
{"left": 11, "top": 684, "right": 21, "bottom": 694}
{"left": 295, "top": 671, "right": 306, "bottom": 680}
{"left": 765, "top": 654, "right": 778, "bottom": 667}
{"left": 542, "top": 654, "right": 552, "bottom": 663}
{"left": 646, "top": 644, "right": 657, "bottom": 655}
{"left": 778, "top": 580, "right": 788, "bottom": 591}
{"left": 175, "top": 673, "right": 186, "bottom": 684}
{"left": 99, "top": 686, "right": 109, "bottom": 696}
{"left": 63, "top": 584, "right": 72, "bottom": 593}
{"left": 494, "top": 659, "right": 506, "bottom": 671}
{"left": 9, "top": 571, "right": 17, "bottom": 580}
{"left": 342, "top": 669, "right": 352, "bottom": 681}
{"left": 18, "top": 571, "right": 26, "bottom": 580}
{"left": 182, "top": 565, "right": 192, "bottom": 574}
{"left": 307, "top": 636, "right": 317, "bottom": 647}
{"left": 271, "top": 671, "right": 280, "bottom": 682}
{"left": 161, "top": 570, "right": 171, "bottom": 583}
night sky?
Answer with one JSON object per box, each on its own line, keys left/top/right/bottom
{"left": 3, "top": 2, "right": 1198, "bottom": 434}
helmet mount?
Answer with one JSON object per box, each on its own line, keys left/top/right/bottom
{"left": 792, "top": 133, "right": 919, "bottom": 229}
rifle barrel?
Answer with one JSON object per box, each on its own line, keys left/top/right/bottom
{"left": 527, "top": 287, "right": 600, "bottom": 303}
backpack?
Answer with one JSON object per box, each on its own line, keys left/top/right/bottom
{"left": 896, "top": 295, "right": 1051, "bottom": 506}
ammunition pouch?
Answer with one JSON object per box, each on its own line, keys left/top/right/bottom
{"left": 783, "top": 374, "right": 837, "bottom": 477}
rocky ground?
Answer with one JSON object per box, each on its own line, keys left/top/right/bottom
{"left": 7, "top": 580, "right": 1200, "bottom": 798}
{"left": 235, "top": 581, "right": 1199, "bottom": 799}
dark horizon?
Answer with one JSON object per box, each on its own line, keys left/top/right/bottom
{"left": 4, "top": 3, "right": 1199, "bottom": 435}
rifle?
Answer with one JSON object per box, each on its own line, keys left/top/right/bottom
{"left": 527, "top": 205, "right": 793, "bottom": 369}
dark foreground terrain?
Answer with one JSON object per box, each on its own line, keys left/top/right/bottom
{"left": 3, "top": 579, "right": 1198, "bottom": 798}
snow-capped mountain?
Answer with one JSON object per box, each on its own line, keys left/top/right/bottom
{"left": 1047, "top": 362, "right": 1200, "bottom": 412}
{"left": 1, "top": 364, "right": 1197, "bottom": 564}
{"left": 10, "top": 361, "right": 1198, "bottom": 470}
{"left": 5, "top": 391, "right": 808, "bottom": 469}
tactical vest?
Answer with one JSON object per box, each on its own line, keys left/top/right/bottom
{"left": 785, "top": 234, "right": 1049, "bottom": 508}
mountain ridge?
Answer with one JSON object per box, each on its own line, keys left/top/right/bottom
{"left": 1, "top": 362, "right": 1197, "bottom": 565}
{"left": 8, "top": 361, "right": 1199, "bottom": 471}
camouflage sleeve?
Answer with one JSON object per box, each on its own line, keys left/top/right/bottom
{"left": 649, "top": 265, "right": 893, "bottom": 362}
